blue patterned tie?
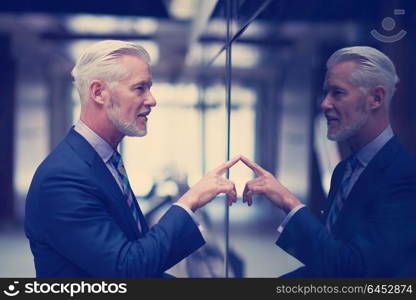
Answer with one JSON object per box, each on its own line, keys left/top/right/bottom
{"left": 110, "top": 151, "right": 142, "bottom": 232}
{"left": 327, "top": 156, "right": 359, "bottom": 232}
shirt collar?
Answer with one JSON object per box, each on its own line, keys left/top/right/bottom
{"left": 74, "top": 120, "right": 115, "bottom": 163}
{"left": 355, "top": 125, "right": 394, "bottom": 168}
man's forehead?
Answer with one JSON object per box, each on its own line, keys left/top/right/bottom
{"left": 133, "top": 78, "right": 153, "bottom": 86}
{"left": 323, "top": 76, "right": 347, "bottom": 89}
{"left": 121, "top": 57, "right": 152, "bottom": 82}
{"left": 327, "top": 60, "right": 357, "bottom": 77}
{"left": 323, "top": 72, "right": 336, "bottom": 88}
{"left": 128, "top": 71, "right": 152, "bottom": 84}
{"left": 323, "top": 62, "right": 356, "bottom": 87}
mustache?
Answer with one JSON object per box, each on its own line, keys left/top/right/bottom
{"left": 137, "top": 110, "right": 151, "bottom": 117}
{"left": 324, "top": 111, "right": 338, "bottom": 120}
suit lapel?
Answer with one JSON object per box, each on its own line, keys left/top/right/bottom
{"left": 92, "top": 156, "right": 145, "bottom": 238}
{"left": 333, "top": 137, "right": 399, "bottom": 231}
{"left": 65, "top": 128, "right": 144, "bottom": 238}
{"left": 129, "top": 188, "right": 149, "bottom": 234}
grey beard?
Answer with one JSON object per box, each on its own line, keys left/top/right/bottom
{"left": 107, "top": 106, "right": 147, "bottom": 137}
{"left": 327, "top": 111, "right": 368, "bottom": 142}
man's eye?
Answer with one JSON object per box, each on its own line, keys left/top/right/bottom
{"left": 136, "top": 86, "right": 144, "bottom": 91}
{"left": 332, "top": 90, "right": 343, "bottom": 96}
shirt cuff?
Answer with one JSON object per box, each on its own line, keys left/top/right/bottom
{"left": 277, "top": 204, "right": 306, "bottom": 234}
{"left": 173, "top": 203, "right": 204, "bottom": 233}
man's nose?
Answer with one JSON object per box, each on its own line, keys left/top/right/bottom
{"left": 147, "top": 92, "right": 156, "bottom": 107}
{"left": 320, "top": 95, "right": 332, "bottom": 111}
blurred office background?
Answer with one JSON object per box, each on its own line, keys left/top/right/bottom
{"left": 1, "top": 0, "right": 416, "bottom": 277}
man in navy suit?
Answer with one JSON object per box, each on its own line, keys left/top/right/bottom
{"left": 25, "top": 40, "right": 239, "bottom": 277}
{"left": 241, "top": 46, "right": 416, "bottom": 277}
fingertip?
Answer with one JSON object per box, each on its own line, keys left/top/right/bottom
{"left": 232, "top": 155, "right": 240, "bottom": 160}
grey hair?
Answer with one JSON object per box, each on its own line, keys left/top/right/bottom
{"left": 71, "top": 40, "right": 151, "bottom": 104}
{"left": 326, "top": 46, "right": 399, "bottom": 105}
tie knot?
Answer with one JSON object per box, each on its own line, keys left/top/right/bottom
{"left": 110, "top": 151, "right": 122, "bottom": 167}
{"left": 347, "top": 155, "right": 360, "bottom": 171}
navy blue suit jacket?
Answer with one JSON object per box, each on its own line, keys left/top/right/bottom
{"left": 25, "top": 128, "right": 205, "bottom": 277}
{"left": 277, "top": 137, "right": 416, "bottom": 277}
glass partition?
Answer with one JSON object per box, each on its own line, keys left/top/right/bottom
{"left": 60, "top": 0, "right": 416, "bottom": 277}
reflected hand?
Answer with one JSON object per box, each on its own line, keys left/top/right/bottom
{"left": 176, "top": 156, "right": 241, "bottom": 212}
{"left": 240, "top": 156, "right": 301, "bottom": 213}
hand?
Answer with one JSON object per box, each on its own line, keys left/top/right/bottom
{"left": 240, "top": 156, "right": 301, "bottom": 213}
{"left": 176, "top": 156, "right": 240, "bottom": 212}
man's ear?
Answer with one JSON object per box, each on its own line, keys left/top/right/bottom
{"left": 89, "top": 80, "right": 109, "bottom": 105}
{"left": 369, "top": 85, "right": 386, "bottom": 110}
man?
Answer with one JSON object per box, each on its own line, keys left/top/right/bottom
{"left": 25, "top": 40, "right": 239, "bottom": 277}
{"left": 241, "top": 46, "right": 416, "bottom": 277}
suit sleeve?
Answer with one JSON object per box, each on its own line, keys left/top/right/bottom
{"left": 38, "top": 174, "right": 205, "bottom": 277}
{"left": 276, "top": 207, "right": 365, "bottom": 277}
{"left": 276, "top": 170, "right": 416, "bottom": 277}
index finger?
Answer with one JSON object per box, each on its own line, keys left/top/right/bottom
{"left": 213, "top": 155, "right": 241, "bottom": 175}
{"left": 240, "top": 155, "right": 267, "bottom": 176}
